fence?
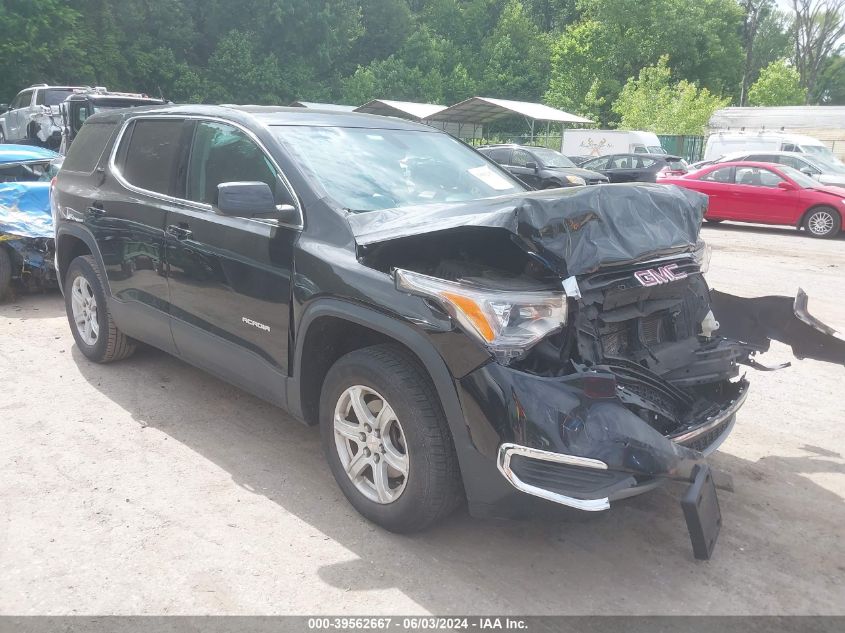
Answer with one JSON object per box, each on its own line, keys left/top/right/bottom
{"left": 657, "top": 135, "right": 705, "bottom": 162}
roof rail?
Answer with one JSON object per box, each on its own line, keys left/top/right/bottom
{"left": 27, "top": 83, "right": 49, "bottom": 88}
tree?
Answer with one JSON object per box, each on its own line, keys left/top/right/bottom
{"left": 747, "top": 58, "right": 807, "bottom": 105}
{"left": 791, "top": 0, "right": 845, "bottom": 102}
{"left": 612, "top": 57, "right": 730, "bottom": 135}
{"left": 814, "top": 53, "right": 845, "bottom": 103}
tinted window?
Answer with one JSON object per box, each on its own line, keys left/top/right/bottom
{"left": 699, "top": 167, "right": 733, "bottom": 183}
{"left": 747, "top": 154, "right": 779, "bottom": 163}
{"left": 511, "top": 149, "right": 533, "bottom": 167}
{"left": 582, "top": 156, "right": 609, "bottom": 170}
{"left": 186, "top": 121, "right": 279, "bottom": 206}
{"left": 666, "top": 158, "right": 687, "bottom": 170}
{"left": 62, "top": 122, "right": 116, "bottom": 172}
{"left": 44, "top": 89, "right": 75, "bottom": 106}
{"left": 481, "top": 148, "right": 510, "bottom": 163}
{"left": 735, "top": 166, "right": 783, "bottom": 187}
{"left": 780, "top": 155, "right": 817, "bottom": 173}
{"left": 119, "top": 119, "right": 184, "bottom": 195}
{"left": 529, "top": 147, "right": 576, "bottom": 168}
{"left": 639, "top": 157, "right": 657, "bottom": 168}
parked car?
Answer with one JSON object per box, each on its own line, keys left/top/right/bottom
{"left": 703, "top": 131, "right": 840, "bottom": 165}
{"left": 712, "top": 151, "right": 845, "bottom": 189}
{"left": 478, "top": 144, "right": 608, "bottom": 188}
{"left": 59, "top": 89, "right": 167, "bottom": 153}
{"left": 52, "top": 106, "right": 843, "bottom": 555}
{"left": 561, "top": 129, "right": 665, "bottom": 157}
{"left": 660, "top": 161, "right": 845, "bottom": 238}
{"left": 0, "top": 144, "right": 61, "bottom": 300}
{"left": 580, "top": 153, "right": 688, "bottom": 183}
{"left": 0, "top": 84, "right": 88, "bottom": 148}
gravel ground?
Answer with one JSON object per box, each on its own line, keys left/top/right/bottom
{"left": 1, "top": 222, "right": 843, "bottom": 615}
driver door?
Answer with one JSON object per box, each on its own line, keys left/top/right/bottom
{"left": 164, "top": 119, "right": 300, "bottom": 404}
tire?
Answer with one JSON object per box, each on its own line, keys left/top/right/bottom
{"left": 803, "top": 206, "right": 841, "bottom": 239}
{"left": 0, "top": 246, "right": 12, "bottom": 302}
{"left": 704, "top": 219, "right": 723, "bottom": 224}
{"left": 320, "top": 344, "right": 463, "bottom": 532}
{"left": 64, "top": 255, "right": 136, "bottom": 362}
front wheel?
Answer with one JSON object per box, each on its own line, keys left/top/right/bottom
{"left": 320, "top": 344, "right": 463, "bottom": 532}
{"left": 64, "top": 255, "right": 136, "bottom": 362}
{"left": 803, "top": 207, "right": 841, "bottom": 238}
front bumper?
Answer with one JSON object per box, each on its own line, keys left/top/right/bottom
{"left": 456, "top": 361, "right": 747, "bottom": 516}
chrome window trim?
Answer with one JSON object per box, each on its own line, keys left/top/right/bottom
{"left": 107, "top": 114, "right": 304, "bottom": 231}
{"left": 496, "top": 443, "right": 611, "bottom": 512}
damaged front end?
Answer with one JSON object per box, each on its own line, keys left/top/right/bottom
{"left": 354, "top": 184, "right": 843, "bottom": 557}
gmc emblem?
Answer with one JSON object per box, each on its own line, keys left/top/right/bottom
{"left": 634, "top": 263, "right": 687, "bottom": 287}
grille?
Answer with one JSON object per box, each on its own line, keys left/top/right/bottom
{"left": 510, "top": 455, "right": 629, "bottom": 496}
{"left": 640, "top": 313, "right": 666, "bottom": 347}
{"left": 600, "top": 322, "right": 629, "bottom": 356}
{"left": 675, "top": 417, "right": 732, "bottom": 452}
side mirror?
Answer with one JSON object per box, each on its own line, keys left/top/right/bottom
{"left": 525, "top": 161, "right": 538, "bottom": 171}
{"left": 217, "top": 181, "right": 278, "bottom": 217}
{"left": 777, "top": 181, "right": 797, "bottom": 191}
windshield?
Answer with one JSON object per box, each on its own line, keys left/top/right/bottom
{"left": 801, "top": 144, "right": 844, "bottom": 165}
{"left": 780, "top": 165, "right": 822, "bottom": 188}
{"left": 529, "top": 147, "right": 576, "bottom": 168}
{"left": 273, "top": 126, "right": 526, "bottom": 212}
{"left": 0, "top": 160, "right": 56, "bottom": 182}
{"left": 808, "top": 155, "right": 845, "bottom": 174}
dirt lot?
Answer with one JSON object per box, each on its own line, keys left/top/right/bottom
{"left": 1, "top": 222, "right": 844, "bottom": 615}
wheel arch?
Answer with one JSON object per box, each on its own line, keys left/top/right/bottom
{"left": 56, "top": 226, "right": 109, "bottom": 294}
{"left": 797, "top": 203, "right": 843, "bottom": 231}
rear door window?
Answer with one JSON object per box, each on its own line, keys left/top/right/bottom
{"left": 485, "top": 148, "right": 511, "bottom": 163}
{"left": 118, "top": 118, "right": 185, "bottom": 196}
{"left": 736, "top": 166, "right": 784, "bottom": 187}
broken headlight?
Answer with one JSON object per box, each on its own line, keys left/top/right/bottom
{"left": 394, "top": 269, "right": 568, "bottom": 360}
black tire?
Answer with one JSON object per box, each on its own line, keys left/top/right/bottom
{"left": 704, "top": 219, "right": 723, "bottom": 224}
{"left": 803, "top": 206, "right": 841, "bottom": 239}
{"left": 64, "top": 255, "right": 136, "bottom": 362}
{"left": 0, "top": 246, "right": 12, "bottom": 302}
{"left": 320, "top": 344, "right": 463, "bottom": 532}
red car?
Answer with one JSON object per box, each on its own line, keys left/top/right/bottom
{"left": 661, "top": 161, "right": 845, "bottom": 238}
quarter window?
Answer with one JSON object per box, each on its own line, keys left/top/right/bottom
{"left": 510, "top": 149, "right": 533, "bottom": 167}
{"left": 119, "top": 119, "right": 185, "bottom": 196}
{"left": 186, "top": 121, "right": 282, "bottom": 206}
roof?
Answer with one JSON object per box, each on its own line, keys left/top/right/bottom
{"left": 709, "top": 106, "right": 845, "bottom": 130}
{"left": 354, "top": 99, "right": 447, "bottom": 120}
{"left": 86, "top": 104, "right": 435, "bottom": 132}
{"left": 289, "top": 101, "right": 356, "bottom": 111}
{"left": 0, "top": 145, "right": 60, "bottom": 164}
{"left": 427, "top": 97, "right": 593, "bottom": 124}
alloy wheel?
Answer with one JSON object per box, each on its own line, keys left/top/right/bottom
{"left": 333, "top": 385, "right": 409, "bottom": 504}
{"left": 70, "top": 275, "right": 99, "bottom": 346}
{"left": 807, "top": 210, "right": 835, "bottom": 236}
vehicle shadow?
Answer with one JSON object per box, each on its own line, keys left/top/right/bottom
{"left": 0, "top": 290, "right": 64, "bottom": 319}
{"left": 70, "top": 344, "right": 845, "bottom": 614}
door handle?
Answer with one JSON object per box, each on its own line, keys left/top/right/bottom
{"left": 166, "top": 224, "right": 192, "bottom": 240}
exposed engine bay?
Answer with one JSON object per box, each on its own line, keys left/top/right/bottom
{"left": 356, "top": 186, "right": 844, "bottom": 446}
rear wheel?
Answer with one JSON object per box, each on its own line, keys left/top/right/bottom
{"left": 320, "top": 344, "right": 463, "bottom": 532}
{"left": 803, "top": 207, "right": 841, "bottom": 239}
{"left": 0, "top": 246, "right": 12, "bottom": 302}
{"left": 64, "top": 255, "right": 136, "bottom": 362}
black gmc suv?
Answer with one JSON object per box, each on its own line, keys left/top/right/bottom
{"left": 53, "top": 106, "right": 843, "bottom": 555}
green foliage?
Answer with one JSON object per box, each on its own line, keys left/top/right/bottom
{"left": 748, "top": 59, "right": 806, "bottom": 106}
{"left": 0, "top": 0, "right": 805, "bottom": 128}
{"left": 612, "top": 57, "right": 730, "bottom": 135}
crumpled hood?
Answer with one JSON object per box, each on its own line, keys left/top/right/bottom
{"left": 0, "top": 182, "right": 53, "bottom": 239}
{"left": 348, "top": 183, "right": 707, "bottom": 277}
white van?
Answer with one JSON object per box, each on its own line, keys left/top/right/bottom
{"left": 562, "top": 130, "right": 665, "bottom": 159}
{"left": 703, "top": 132, "right": 840, "bottom": 164}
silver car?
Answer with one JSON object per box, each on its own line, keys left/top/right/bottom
{"left": 0, "top": 84, "right": 87, "bottom": 148}
{"left": 715, "top": 150, "right": 845, "bottom": 188}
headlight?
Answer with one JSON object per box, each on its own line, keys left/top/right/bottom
{"left": 694, "top": 240, "right": 711, "bottom": 274}
{"left": 566, "top": 174, "right": 586, "bottom": 186}
{"left": 394, "top": 269, "right": 568, "bottom": 360}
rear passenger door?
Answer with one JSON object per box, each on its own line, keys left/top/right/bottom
{"left": 85, "top": 117, "right": 186, "bottom": 353}
{"left": 163, "top": 119, "right": 300, "bottom": 406}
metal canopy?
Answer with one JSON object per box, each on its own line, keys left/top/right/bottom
{"left": 289, "top": 101, "right": 356, "bottom": 111}
{"left": 354, "top": 99, "right": 447, "bottom": 121}
{"left": 427, "top": 97, "right": 592, "bottom": 125}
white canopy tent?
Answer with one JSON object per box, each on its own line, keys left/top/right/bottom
{"left": 354, "top": 99, "right": 448, "bottom": 120}
{"left": 289, "top": 101, "right": 356, "bottom": 111}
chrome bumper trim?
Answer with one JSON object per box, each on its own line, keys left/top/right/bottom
{"left": 496, "top": 443, "right": 611, "bottom": 512}
{"left": 669, "top": 383, "right": 749, "bottom": 446}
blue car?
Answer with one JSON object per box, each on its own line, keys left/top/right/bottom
{"left": 0, "top": 144, "right": 61, "bottom": 300}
